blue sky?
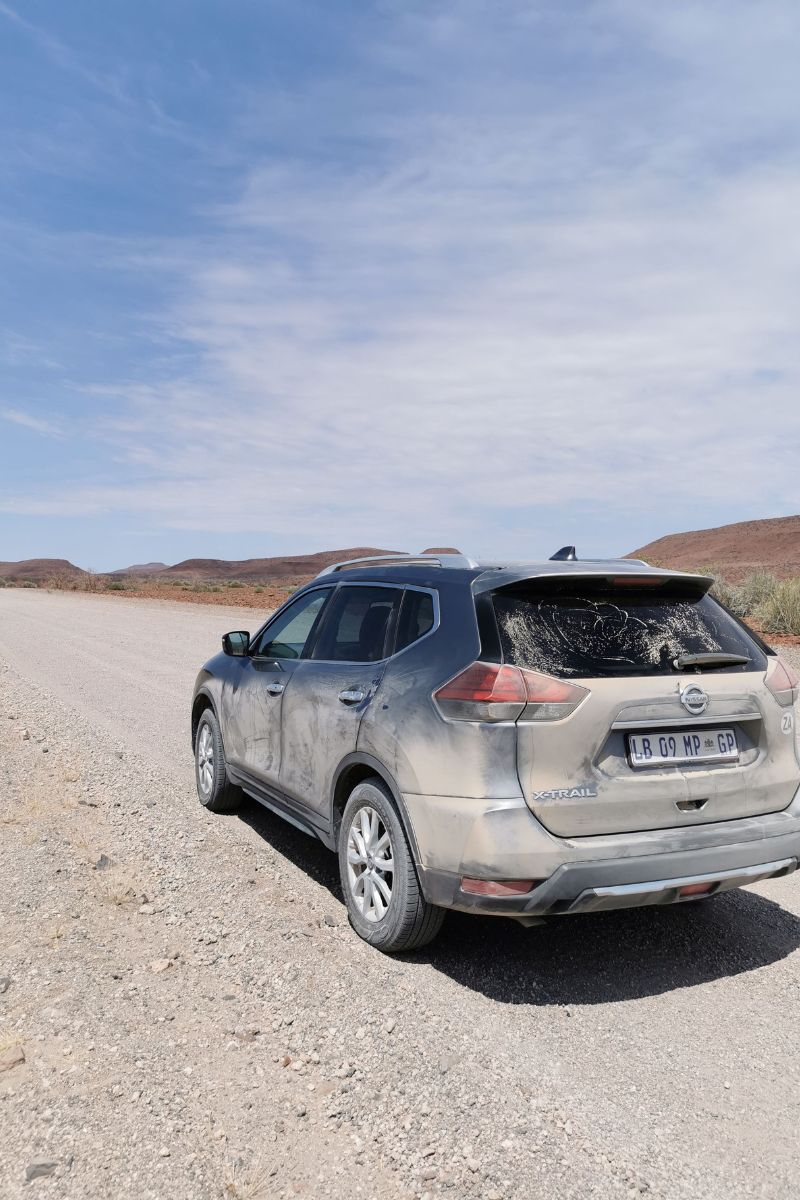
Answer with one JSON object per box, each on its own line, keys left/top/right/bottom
{"left": 1, "top": 0, "right": 798, "bottom": 571}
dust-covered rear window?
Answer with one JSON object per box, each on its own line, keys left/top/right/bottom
{"left": 492, "top": 580, "right": 766, "bottom": 679}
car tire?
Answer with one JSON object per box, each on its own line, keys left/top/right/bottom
{"left": 338, "top": 778, "right": 445, "bottom": 953}
{"left": 194, "top": 708, "right": 241, "bottom": 813}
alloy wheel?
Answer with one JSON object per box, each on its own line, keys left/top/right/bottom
{"left": 197, "top": 723, "right": 214, "bottom": 795}
{"left": 346, "top": 805, "right": 394, "bottom": 922}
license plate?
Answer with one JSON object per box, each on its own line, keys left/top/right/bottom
{"left": 628, "top": 727, "right": 738, "bottom": 768}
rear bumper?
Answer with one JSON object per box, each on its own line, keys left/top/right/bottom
{"left": 564, "top": 858, "right": 796, "bottom": 914}
{"left": 420, "top": 844, "right": 799, "bottom": 916}
{"left": 405, "top": 787, "right": 800, "bottom": 917}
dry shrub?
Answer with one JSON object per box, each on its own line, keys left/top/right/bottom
{"left": 709, "top": 569, "right": 800, "bottom": 635}
{"left": 709, "top": 574, "right": 746, "bottom": 615}
{"left": 222, "top": 1157, "right": 275, "bottom": 1200}
{"left": 756, "top": 578, "right": 800, "bottom": 635}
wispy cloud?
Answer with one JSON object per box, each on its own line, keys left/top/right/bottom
{"left": 2, "top": 407, "right": 64, "bottom": 438}
{"left": 0, "top": 1, "right": 126, "bottom": 103}
{"left": 1, "top": 1, "right": 799, "bottom": 561}
{"left": 0, "top": 0, "right": 198, "bottom": 146}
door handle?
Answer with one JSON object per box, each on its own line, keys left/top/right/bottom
{"left": 338, "top": 688, "right": 366, "bottom": 705}
{"left": 265, "top": 681, "right": 286, "bottom": 696}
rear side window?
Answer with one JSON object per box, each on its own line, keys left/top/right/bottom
{"left": 312, "top": 586, "right": 399, "bottom": 662}
{"left": 493, "top": 581, "right": 766, "bottom": 679}
{"left": 394, "top": 590, "right": 435, "bottom": 653}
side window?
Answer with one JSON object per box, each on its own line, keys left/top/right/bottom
{"left": 312, "top": 587, "right": 399, "bottom": 662}
{"left": 395, "top": 589, "right": 435, "bottom": 653}
{"left": 251, "top": 589, "right": 331, "bottom": 660}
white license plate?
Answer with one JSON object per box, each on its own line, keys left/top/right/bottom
{"left": 628, "top": 727, "right": 738, "bottom": 768}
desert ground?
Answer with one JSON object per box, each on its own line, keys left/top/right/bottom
{"left": 1, "top": 588, "right": 799, "bottom": 1200}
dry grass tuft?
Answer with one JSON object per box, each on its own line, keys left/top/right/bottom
{"left": 95, "top": 874, "right": 140, "bottom": 907}
{"left": 47, "top": 924, "right": 67, "bottom": 950}
{"left": 222, "top": 1157, "right": 277, "bottom": 1200}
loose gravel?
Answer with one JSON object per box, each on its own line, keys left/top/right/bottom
{"left": 1, "top": 590, "right": 800, "bottom": 1200}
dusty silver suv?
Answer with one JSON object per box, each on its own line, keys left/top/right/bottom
{"left": 192, "top": 552, "right": 800, "bottom": 952}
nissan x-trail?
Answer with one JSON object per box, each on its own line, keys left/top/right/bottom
{"left": 192, "top": 552, "right": 800, "bottom": 952}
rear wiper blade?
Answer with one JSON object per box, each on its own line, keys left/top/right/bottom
{"left": 672, "top": 652, "right": 750, "bottom": 671}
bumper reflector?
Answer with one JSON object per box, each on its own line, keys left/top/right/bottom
{"left": 460, "top": 877, "right": 536, "bottom": 897}
{"left": 678, "top": 882, "right": 714, "bottom": 897}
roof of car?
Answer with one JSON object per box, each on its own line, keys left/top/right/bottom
{"left": 310, "top": 553, "right": 713, "bottom": 595}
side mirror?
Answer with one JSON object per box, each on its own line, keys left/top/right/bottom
{"left": 222, "top": 630, "right": 250, "bottom": 657}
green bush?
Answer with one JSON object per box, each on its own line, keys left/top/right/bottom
{"left": 105, "top": 580, "right": 126, "bottom": 591}
{"left": 755, "top": 578, "right": 800, "bottom": 636}
{"left": 20, "top": 580, "right": 37, "bottom": 589}
{"left": 227, "top": 580, "right": 245, "bottom": 588}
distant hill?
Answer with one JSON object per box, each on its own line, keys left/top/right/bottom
{"left": 630, "top": 515, "right": 800, "bottom": 580}
{"left": 0, "top": 558, "right": 86, "bottom": 582}
{"left": 0, "top": 548, "right": 406, "bottom": 586}
{"left": 112, "top": 562, "right": 167, "bottom": 576}
{"left": 117, "top": 547, "right": 402, "bottom": 583}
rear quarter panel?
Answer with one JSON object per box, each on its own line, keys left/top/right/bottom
{"left": 357, "top": 580, "right": 523, "bottom": 799}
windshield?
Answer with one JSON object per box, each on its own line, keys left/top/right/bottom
{"left": 493, "top": 584, "right": 766, "bottom": 679}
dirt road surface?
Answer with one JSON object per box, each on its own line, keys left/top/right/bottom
{"left": 1, "top": 589, "right": 799, "bottom": 1200}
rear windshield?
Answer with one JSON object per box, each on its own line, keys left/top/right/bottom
{"left": 492, "top": 581, "right": 766, "bottom": 679}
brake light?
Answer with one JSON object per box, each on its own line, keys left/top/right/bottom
{"left": 435, "top": 662, "right": 526, "bottom": 704}
{"left": 609, "top": 576, "right": 667, "bottom": 587}
{"left": 765, "top": 657, "right": 799, "bottom": 708}
{"left": 433, "top": 662, "right": 526, "bottom": 721}
{"left": 434, "top": 662, "right": 589, "bottom": 722}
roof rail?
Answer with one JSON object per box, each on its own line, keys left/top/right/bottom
{"left": 316, "top": 552, "right": 479, "bottom": 578}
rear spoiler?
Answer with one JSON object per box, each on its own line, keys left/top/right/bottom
{"left": 472, "top": 566, "right": 715, "bottom": 596}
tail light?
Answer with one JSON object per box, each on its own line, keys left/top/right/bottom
{"left": 518, "top": 668, "right": 590, "bottom": 721}
{"left": 433, "top": 662, "right": 526, "bottom": 722}
{"left": 766, "top": 657, "right": 799, "bottom": 707}
{"left": 434, "top": 662, "right": 588, "bottom": 722}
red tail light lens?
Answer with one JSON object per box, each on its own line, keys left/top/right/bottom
{"left": 435, "top": 662, "right": 526, "bottom": 704}
{"left": 766, "top": 657, "right": 799, "bottom": 707}
{"left": 518, "top": 669, "right": 590, "bottom": 721}
{"left": 433, "top": 662, "right": 526, "bottom": 722}
{"left": 609, "top": 576, "right": 668, "bottom": 587}
{"left": 434, "top": 662, "right": 589, "bottom": 722}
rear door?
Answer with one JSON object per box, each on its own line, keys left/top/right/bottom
{"left": 225, "top": 587, "right": 332, "bottom": 786}
{"left": 491, "top": 576, "right": 800, "bottom": 837}
{"left": 278, "top": 584, "right": 401, "bottom": 817}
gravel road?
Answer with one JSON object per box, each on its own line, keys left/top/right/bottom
{"left": 1, "top": 589, "right": 799, "bottom": 1200}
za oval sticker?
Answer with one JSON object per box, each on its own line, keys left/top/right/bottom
{"left": 781, "top": 711, "right": 794, "bottom": 734}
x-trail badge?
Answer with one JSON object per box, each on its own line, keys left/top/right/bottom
{"left": 680, "top": 684, "right": 709, "bottom": 715}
